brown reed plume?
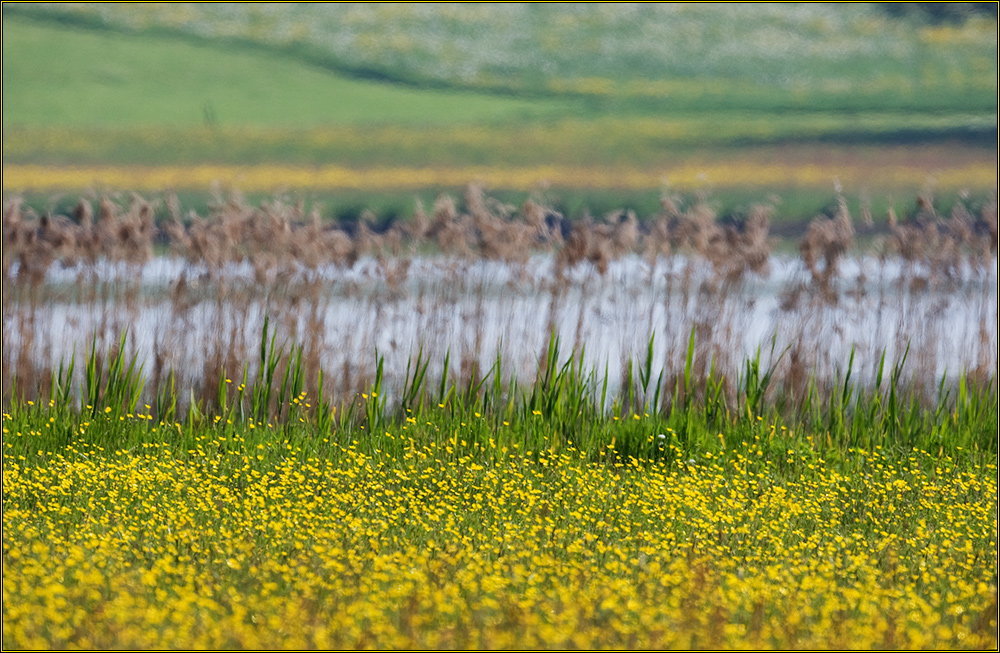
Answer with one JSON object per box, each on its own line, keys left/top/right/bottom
{"left": 799, "top": 185, "right": 854, "bottom": 295}
{"left": 886, "top": 191, "right": 998, "bottom": 289}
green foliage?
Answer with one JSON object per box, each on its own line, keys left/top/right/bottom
{"left": 82, "top": 330, "right": 145, "bottom": 416}
{"left": 4, "top": 325, "right": 995, "bottom": 469}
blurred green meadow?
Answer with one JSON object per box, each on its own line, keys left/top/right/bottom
{"left": 2, "top": 3, "right": 995, "bottom": 217}
{"left": 4, "top": 3, "right": 997, "bottom": 118}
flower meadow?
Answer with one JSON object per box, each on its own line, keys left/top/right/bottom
{"left": 3, "top": 1, "right": 997, "bottom": 646}
{"left": 3, "top": 186, "right": 997, "bottom": 649}
{"left": 2, "top": 394, "right": 997, "bottom": 649}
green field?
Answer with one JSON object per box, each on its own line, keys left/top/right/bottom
{"left": 5, "top": 3, "right": 997, "bottom": 113}
{"left": 2, "top": 5, "right": 995, "bottom": 174}
{"left": 0, "top": 15, "right": 577, "bottom": 128}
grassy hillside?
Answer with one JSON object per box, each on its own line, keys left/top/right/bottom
{"left": 3, "top": 8, "right": 995, "bottom": 134}
{"left": 0, "top": 16, "right": 576, "bottom": 127}
{"left": 6, "top": 3, "right": 997, "bottom": 112}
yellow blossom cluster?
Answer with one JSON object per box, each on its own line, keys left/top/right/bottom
{"left": 2, "top": 431, "right": 996, "bottom": 649}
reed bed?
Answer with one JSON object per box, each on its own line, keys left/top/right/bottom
{"left": 2, "top": 185, "right": 996, "bottom": 447}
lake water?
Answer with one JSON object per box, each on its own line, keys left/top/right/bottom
{"left": 3, "top": 253, "right": 996, "bottom": 405}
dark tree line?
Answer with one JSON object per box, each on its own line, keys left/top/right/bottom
{"left": 879, "top": 2, "right": 997, "bottom": 23}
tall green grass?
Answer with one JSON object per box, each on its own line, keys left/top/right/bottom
{"left": 5, "top": 325, "right": 995, "bottom": 471}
